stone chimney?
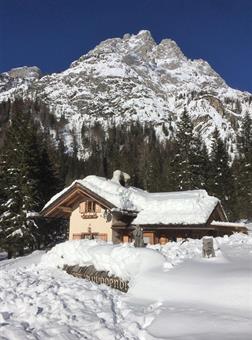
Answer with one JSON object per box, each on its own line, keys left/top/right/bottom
{"left": 111, "top": 170, "right": 131, "bottom": 187}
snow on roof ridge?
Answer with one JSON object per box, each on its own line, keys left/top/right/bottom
{"left": 211, "top": 220, "right": 246, "bottom": 227}
{"left": 78, "top": 175, "right": 136, "bottom": 210}
{"left": 143, "top": 188, "right": 209, "bottom": 198}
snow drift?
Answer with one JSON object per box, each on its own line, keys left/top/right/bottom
{"left": 40, "top": 239, "right": 165, "bottom": 281}
{"left": 1, "top": 233, "right": 252, "bottom": 339}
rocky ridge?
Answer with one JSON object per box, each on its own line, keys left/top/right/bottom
{"left": 0, "top": 30, "right": 251, "bottom": 157}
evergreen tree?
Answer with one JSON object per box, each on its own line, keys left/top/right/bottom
{"left": 209, "top": 128, "right": 235, "bottom": 219}
{"left": 171, "top": 109, "right": 196, "bottom": 190}
{"left": 139, "top": 124, "right": 162, "bottom": 191}
{"left": 161, "top": 139, "right": 178, "bottom": 191}
{"left": 233, "top": 112, "right": 252, "bottom": 219}
{"left": 191, "top": 133, "right": 211, "bottom": 189}
{"left": 0, "top": 110, "right": 61, "bottom": 257}
{"left": 124, "top": 122, "right": 145, "bottom": 188}
{"left": 0, "top": 151, "right": 37, "bottom": 257}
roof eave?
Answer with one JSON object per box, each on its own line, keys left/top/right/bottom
{"left": 41, "top": 182, "right": 116, "bottom": 217}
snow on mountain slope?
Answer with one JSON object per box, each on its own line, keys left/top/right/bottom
{"left": 0, "top": 30, "right": 252, "bottom": 156}
{"left": 0, "top": 66, "right": 42, "bottom": 101}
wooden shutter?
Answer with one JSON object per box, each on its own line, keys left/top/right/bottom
{"left": 98, "top": 233, "right": 107, "bottom": 241}
{"left": 72, "top": 233, "right": 81, "bottom": 240}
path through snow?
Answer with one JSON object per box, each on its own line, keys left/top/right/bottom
{"left": 0, "top": 234, "right": 251, "bottom": 339}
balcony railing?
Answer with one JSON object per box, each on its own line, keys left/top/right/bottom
{"left": 80, "top": 212, "right": 98, "bottom": 219}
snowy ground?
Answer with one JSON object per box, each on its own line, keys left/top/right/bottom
{"left": 0, "top": 234, "right": 251, "bottom": 340}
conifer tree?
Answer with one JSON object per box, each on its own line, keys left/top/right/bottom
{"left": 161, "top": 139, "right": 178, "bottom": 191}
{"left": 138, "top": 125, "right": 161, "bottom": 191}
{"left": 0, "top": 110, "right": 61, "bottom": 256}
{"left": 209, "top": 128, "right": 235, "bottom": 219}
{"left": 0, "top": 151, "right": 37, "bottom": 257}
{"left": 125, "top": 122, "right": 146, "bottom": 188}
{"left": 171, "top": 109, "right": 195, "bottom": 190}
{"left": 233, "top": 112, "right": 252, "bottom": 219}
{"left": 0, "top": 151, "right": 10, "bottom": 253}
{"left": 0, "top": 111, "right": 40, "bottom": 255}
{"left": 191, "top": 133, "right": 211, "bottom": 189}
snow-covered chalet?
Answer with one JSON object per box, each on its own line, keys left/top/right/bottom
{"left": 40, "top": 170, "right": 247, "bottom": 244}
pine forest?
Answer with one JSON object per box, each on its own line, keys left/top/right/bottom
{"left": 0, "top": 101, "right": 251, "bottom": 257}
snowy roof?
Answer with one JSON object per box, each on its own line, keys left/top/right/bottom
{"left": 132, "top": 190, "right": 219, "bottom": 225}
{"left": 43, "top": 175, "right": 220, "bottom": 225}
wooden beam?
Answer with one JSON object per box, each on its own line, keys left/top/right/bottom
{"left": 58, "top": 206, "right": 72, "bottom": 213}
{"left": 216, "top": 203, "right": 228, "bottom": 222}
{"left": 42, "top": 182, "right": 116, "bottom": 218}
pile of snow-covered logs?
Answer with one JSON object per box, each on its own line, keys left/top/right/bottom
{"left": 63, "top": 264, "right": 129, "bottom": 292}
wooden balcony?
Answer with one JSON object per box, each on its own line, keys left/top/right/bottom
{"left": 80, "top": 212, "right": 98, "bottom": 219}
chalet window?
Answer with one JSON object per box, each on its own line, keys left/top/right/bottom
{"left": 85, "top": 201, "right": 96, "bottom": 213}
{"left": 143, "top": 232, "right": 154, "bottom": 245}
{"left": 79, "top": 201, "right": 96, "bottom": 214}
{"left": 79, "top": 201, "right": 100, "bottom": 218}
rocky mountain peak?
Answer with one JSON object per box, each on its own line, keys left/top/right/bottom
{"left": 132, "top": 29, "right": 156, "bottom": 43}
{"left": 72, "top": 30, "right": 187, "bottom": 70}
{"left": 0, "top": 66, "right": 42, "bottom": 94}
{"left": 7, "top": 66, "right": 42, "bottom": 80}
{"left": 156, "top": 38, "right": 186, "bottom": 61}
{"left": 0, "top": 30, "right": 251, "bottom": 159}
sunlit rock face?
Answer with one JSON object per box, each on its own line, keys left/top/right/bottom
{"left": 0, "top": 30, "right": 251, "bottom": 157}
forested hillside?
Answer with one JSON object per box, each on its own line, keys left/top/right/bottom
{"left": 1, "top": 105, "right": 251, "bottom": 258}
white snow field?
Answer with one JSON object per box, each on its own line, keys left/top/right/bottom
{"left": 0, "top": 234, "right": 251, "bottom": 340}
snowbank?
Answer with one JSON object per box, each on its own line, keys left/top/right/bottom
{"left": 40, "top": 239, "right": 165, "bottom": 281}
{"left": 149, "top": 238, "right": 203, "bottom": 267}
{"left": 130, "top": 233, "right": 252, "bottom": 310}
{"left": 40, "top": 234, "right": 251, "bottom": 283}
{"left": 1, "top": 233, "right": 252, "bottom": 339}
{"left": 149, "top": 232, "right": 252, "bottom": 266}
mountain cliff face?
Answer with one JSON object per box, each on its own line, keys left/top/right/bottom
{"left": 0, "top": 30, "right": 251, "bottom": 157}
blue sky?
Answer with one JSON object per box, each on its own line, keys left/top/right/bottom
{"left": 1, "top": 0, "right": 252, "bottom": 92}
